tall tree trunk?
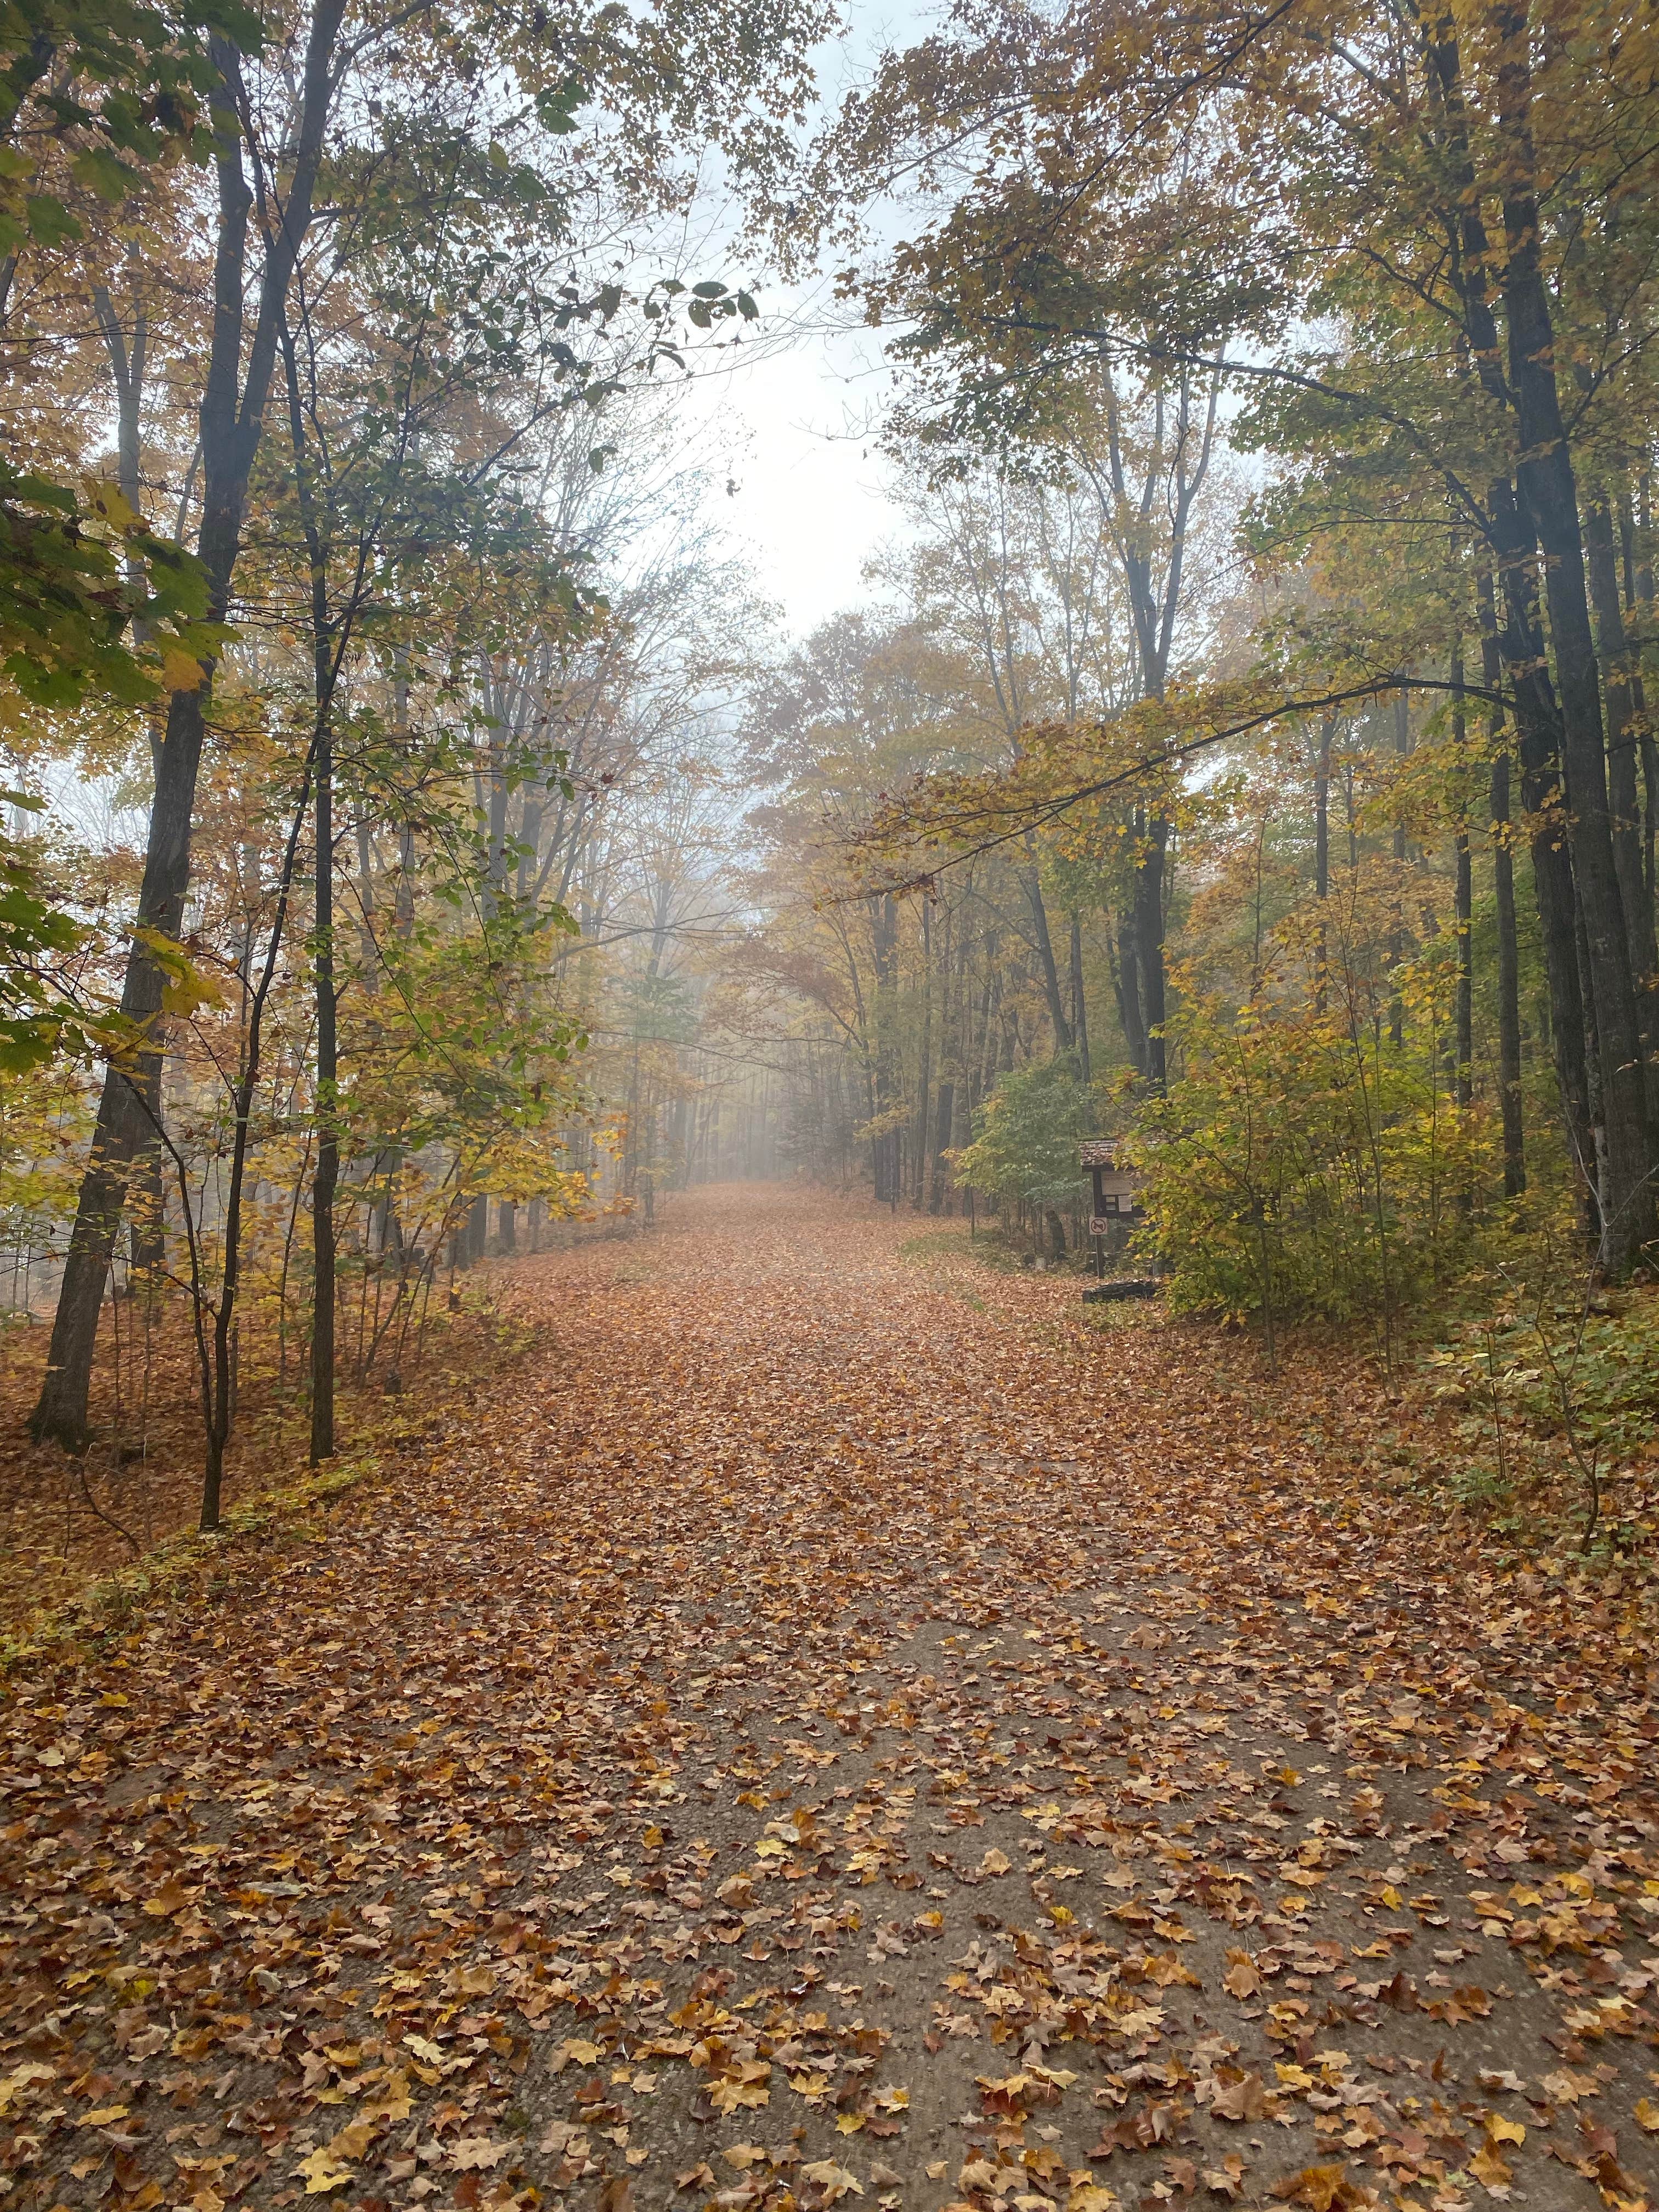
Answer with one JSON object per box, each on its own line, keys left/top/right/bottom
{"left": 1493, "top": 0, "right": 1654, "bottom": 1268}
{"left": 871, "top": 892, "right": 899, "bottom": 1203}
{"left": 93, "top": 280, "right": 171, "bottom": 1284}
{"left": 1585, "top": 495, "right": 1656, "bottom": 1116}
{"left": 1629, "top": 482, "right": 1659, "bottom": 916}
{"left": 930, "top": 1080, "right": 954, "bottom": 1214}
{"left": 30, "top": 6, "right": 345, "bottom": 1450}
{"left": 1069, "top": 911, "right": 1091, "bottom": 1085}
{"left": 1389, "top": 689, "right": 1409, "bottom": 1048}
{"left": 1489, "top": 499, "right": 1599, "bottom": 1225}
{"left": 968, "top": 944, "right": 997, "bottom": 1120}
{"left": 982, "top": 969, "right": 1007, "bottom": 1097}
{"left": 1313, "top": 713, "right": 1331, "bottom": 1013}
{"left": 1452, "top": 653, "right": 1474, "bottom": 1112}
{"left": 1482, "top": 586, "right": 1527, "bottom": 1195}
{"left": 1022, "top": 859, "right": 1073, "bottom": 1056}
{"left": 914, "top": 898, "right": 933, "bottom": 1207}
{"left": 1426, "top": 15, "right": 1600, "bottom": 1228}
{"left": 1113, "top": 904, "right": 1148, "bottom": 1074}
{"left": 1491, "top": 751, "right": 1526, "bottom": 1194}
{"left": 1132, "top": 810, "right": 1168, "bottom": 1090}
{"left": 310, "top": 689, "right": 338, "bottom": 1465}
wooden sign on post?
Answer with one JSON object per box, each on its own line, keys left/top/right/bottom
{"left": 1084, "top": 1141, "right": 1141, "bottom": 1265}
{"left": 1080, "top": 1142, "right": 1141, "bottom": 1219}
{"left": 1080, "top": 1141, "right": 1152, "bottom": 1296}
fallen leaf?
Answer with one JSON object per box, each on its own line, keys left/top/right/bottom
{"left": 449, "top": 2136, "right": 511, "bottom": 2171}
{"left": 1469, "top": 2139, "right": 1513, "bottom": 2194}
{"left": 1212, "top": 2073, "right": 1269, "bottom": 2123}
{"left": 295, "top": 2146, "right": 353, "bottom": 2196}
{"left": 1272, "top": 2166, "right": 1347, "bottom": 2211}
{"left": 1223, "top": 1949, "right": 1261, "bottom": 1999}
{"left": 800, "top": 2158, "right": 864, "bottom": 2201}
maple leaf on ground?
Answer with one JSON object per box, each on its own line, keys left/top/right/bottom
{"left": 295, "top": 2146, "right": 353, "bottom": 2196}
{"left": 449, "top": 2136, "right": 511, "bottom": 2170}
{"left": 1469, "top": 2136, "right": 1514, "bottom": 2196}
{"left": 800, "top": 2159, "right": 864, "bottom": 2202}
{"left": 1067, "top": 2186, "right": 1119, "bottom": 2211}
{"left": 1223, "top": 1948, "right": 1261, "bottom": 1997}
{"left": 1211, "top": 2072, "right": 1269, "bottom": 2122}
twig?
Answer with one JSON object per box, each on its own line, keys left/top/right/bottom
{"left": 75, "top": 1464, "right": 141, "bottom": 1558}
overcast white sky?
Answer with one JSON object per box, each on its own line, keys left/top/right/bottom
{"left": 668, "top": 3, "right": 932, "bottom": 643}
{"left": 682, "top": 288, "right": 904, "bottom": 640}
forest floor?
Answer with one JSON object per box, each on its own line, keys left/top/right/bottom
{"left": 0, "top": 1275, "right": 535, "bottom": 1638}
{"left": 2, "top": 1183, "right": 1657, "bottom": 2212}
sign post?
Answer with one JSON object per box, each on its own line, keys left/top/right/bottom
{"left": 1079, "top": 1141, "right": 1154, "bottom": 1301}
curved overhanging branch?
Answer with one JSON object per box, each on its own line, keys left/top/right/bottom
{"left": 840, "top": 672, "right": 1509, "bottom": 901}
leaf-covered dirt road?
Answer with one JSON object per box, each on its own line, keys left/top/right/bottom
{"left": 4, "top": 1188, "right": 1657, "bottom": 2212}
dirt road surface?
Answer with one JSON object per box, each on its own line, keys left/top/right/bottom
{"left": 3, "top": 1189, "right": 1656, "bottom": 2212}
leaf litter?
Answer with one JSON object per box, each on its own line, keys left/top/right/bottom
{"left": 2, "top": 1188, "right": 1656, "bottom": 2212}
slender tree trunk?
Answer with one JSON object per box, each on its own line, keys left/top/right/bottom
{"left": 310, "top": 698, "right": 338, "bottom": 1464}
{"left": 1069, "top": 911, "right": 1091, "bottom": 1085}
{"left": 930, "top": 1080, "right": 954, "bottom": 1214}
{"left": 915, "top": 898, "right": 933, "bottom": 1208}
{"left": 93, "top": 283, "right": 172, "bottom": 1287}
{"left": 980, "top": 968, "right": 1006, "bottom": 1102}
{"left": 1585, "top": 495, "right": 1656, "bottom": 1119}
{"left": 871, "top": 893, "right": 898, "bottom": 1203}
{"left": 1113, "top": 904, "right": 1147, "bottom": 1073}
{"left": 1482, "top": 592, "right": 1527, "bottom": 1196}
{"left": 1585, "top": 500, "right": 1651, "bottom": 960}
{"left": 1313, "top": 713, "right": 1331, "bottom": 1014}
{"left": 1632, "top": 482, "right": 1659, "bottom": 926}
{"left": 1452, "top": 651, "right": 1474, "bottom": 1112}
{"left": 968, "top": 949, "right": 996, "bottom": 1115}
{"left": 201, "top": 743, "right": 326, "bottom": 1526}
{"left": 1389, "top": 689, "right": 1409, "bottom": 1048}
{"left": 1022, "top": 860, "right": 1073, "bottom": 1056}
{"left": 1141, "top": 814, "right": 1177, "bottom": 1088}
{"left": 1491, "top": 751, "right": 1526, "bottom": 1194}
{"left": 30, "top": 5, "right": 345, "bottom": 1449}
